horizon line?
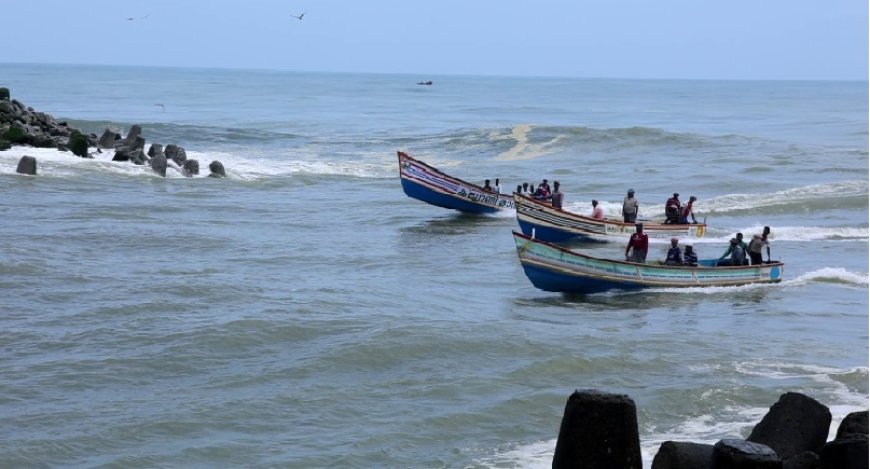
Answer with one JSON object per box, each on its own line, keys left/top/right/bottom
{"left": 1, "top": 61, "right": 867, "bottom": 83}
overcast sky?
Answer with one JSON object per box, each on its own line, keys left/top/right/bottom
{"left": 4, "top": 0, "right": 867, "bottom": 80}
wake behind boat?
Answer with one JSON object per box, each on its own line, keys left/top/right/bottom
{"left": 513, "top": 231, "right": 783, "bottom": 294}
{"left": 514, "top": 193, "right": 706, "bottom": 243}
{"left": 397, "top": 151, "right": 515, "bottom": 213}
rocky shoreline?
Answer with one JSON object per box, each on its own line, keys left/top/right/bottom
{"left": 553, "top": 389, "right": 867, "bottom": 468}
{"left": 0, "top": 87, "right": 225, "bottom": 178}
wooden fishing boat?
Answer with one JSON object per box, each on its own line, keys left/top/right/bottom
{"left": 398, "top": 151, "right": 515, "bottom": 213}
{"left": 514, "top": 193, "right": 706, "bottom": 243}
{"left": 513, "top": 231, "right": 783, "bottom": 294}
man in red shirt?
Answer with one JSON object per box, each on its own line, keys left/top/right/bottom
{"left": 625, "top": 223, "right": 649, "bottom": 263}
{"left": 679, "top": 196, "right": 698, "bottom": 224}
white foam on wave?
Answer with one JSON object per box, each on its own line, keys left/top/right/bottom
{"left": 660, "top": 226, "right": 868, "bottom": 245}
{"left": 642, "top": 267, "right": 867, "bottom": 295}
{"left": 735, "top": 224, "right": 868, "bottom": 242}
{"left": 493, "top": 124, "right": 564, "bottom": 161}
{"left": 0, "top": 146, "right": 165, "bottom": 179}
{"left": 787, "top": 267, "right": 869, "bottom": 286}
{"left": 702, "top": 180, "right": 868, "bottom": 213}
{"left": 485, "top": 208, "right": 518, "bottom": 219}
{"left": 474, "top": 439, "right": 553, "bottom": 469}
{"left": 196, "top": 149, "right": 392, "bottom": 180}
{"left": 0, "top": 146, "right": 393, "bottom": 180}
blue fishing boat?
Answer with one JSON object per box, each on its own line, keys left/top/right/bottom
{"left": 514, "top": 193, "right": 706, "bottom": 243}
{"left": 398, "top": 151, "right": 515, "bottom": 213}
{"left": 513, "top": 231, "right": 783, "bottom": 294}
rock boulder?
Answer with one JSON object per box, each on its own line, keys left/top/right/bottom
{"left": 164, "top": 144, "right": 187, "bottom": 165}
{"left": 68, "top": 130, "right": 90, "bottom": 158}
{"left": 15, "top": 155, "right": 37, "bottom": 175}
{"left": 208, "top": 160, "right": 226, "bottom": 178}
{"left": 552, "top": 389, "right": 642, "bottom": 469}
{"left": 748, "top": 392, "right": 831, "bottom": 459}
{"left": 150, "top": 154, "right": 167, "bottom": 177}
{"left": 182, "top": 159, "right": 199, "bottom": 177}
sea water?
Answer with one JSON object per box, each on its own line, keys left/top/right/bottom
{"left": 0, "top": 63, "right": 867, "bottom": 468}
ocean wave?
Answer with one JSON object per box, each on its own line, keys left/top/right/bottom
{"left": 641, "top": 267, "right": 867, "bottom": 295}
{"left": 66, "top": 119, "right": 304, "bottom": 148}
{"left": 702, "top": 181, "right": 869, "bottom": 214}
{"left": 739, "top": 225, "right": 868, "bottom": 242}
{"left": 493, "top": 124, "right": 565, "bottom": 161}
{"left": 787, "top": 267, "right": 869, "bottom": 287}
{"left": 488, "top": 124, "right": 746, "bottom": 161}
{"left": 0, "top": 147, "right": 391, "bottom": 180}
{"left": 386, "top": 124, "right": 754, "bottom": 162}
{"left": 682, "top": 225, "right": 868, "bottom": 244}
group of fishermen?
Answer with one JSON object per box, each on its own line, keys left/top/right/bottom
{"left": 488, "top": 178, "right": 565, "bottom": 208}
{"left": 515, "top": 179, "right": 565, "bottom": 209}
{"left": 501, "top": 180, "right": 775, "bottom": 267}
{"left": 622, "top": 189, "right": 698, "bottom": 225}
{"left": 625, "top": 223, "right": 773, "bottom": 267}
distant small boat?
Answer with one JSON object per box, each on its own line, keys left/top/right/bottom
{"left": 513, "top": 231, "right": 783, "bottom": 294}
{"left": 514, "top": 193, "right": 706, "bottom": 243}
{"left": 398, "top": 151, "right": 515, "bottom": 213}
{"left": 417, "top": 81, "right": 433, "bottom": 85}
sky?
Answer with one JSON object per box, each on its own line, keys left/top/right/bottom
{"left": 3, "top": 0, "right": 868, "bottom": 80}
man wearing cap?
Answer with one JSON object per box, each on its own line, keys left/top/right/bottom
{"left": 622, "top": 189, "right": 639, "bottom": 223}
{"left": 625, "top": 223, "right": 648, "bottom": 263}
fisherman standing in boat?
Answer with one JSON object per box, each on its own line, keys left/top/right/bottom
{"left": 748, "top": 226, "right": 771, "bottom": 265}
{"left": 625, "top": 223, "right": 649, "bottom": 263}
{"left": 679, "top": 196, "right": 698, "bottom": 224}
{"left": 551, "top": 181, "right": 564, "bottom": 209}
{"left": 623, "top": 189, "right": 639, "bottom": 222}
{"left": 665, "top": 193, "right": 681, "bottom": 224}
{"left": 483, "top": 179, "right": 494, "bottom": 192}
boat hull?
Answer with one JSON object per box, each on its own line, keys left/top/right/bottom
{"left": 515, "top": 193, "right": 705, "bottom": 242}
{"left": 513, "top": 231, "right": 783, "bottom": 294}
{"left": 398, "top": 151, "right": 515, "bottom": 213}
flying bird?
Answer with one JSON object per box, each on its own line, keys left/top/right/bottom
{"left": 127, "top": 14, "right": 150, "bottom": 21}
{"left": 154, "top": 104, "right": 165, "bottom": 112}
{"left": 290, "top": 12, "right": 305, "bottom": 20}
